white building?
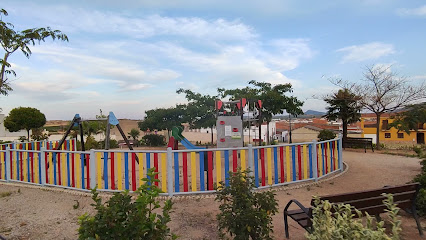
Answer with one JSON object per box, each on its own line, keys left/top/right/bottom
{"left": 0, "top": 114, "right": 31, "bottom": 141}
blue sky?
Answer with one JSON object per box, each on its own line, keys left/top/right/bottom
{"left": 1, "top": 0, "right": 425, "bottom": 120}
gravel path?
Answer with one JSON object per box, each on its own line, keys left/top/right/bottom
{"left": 0, "top": 150, "right": 424, "bottom": 239}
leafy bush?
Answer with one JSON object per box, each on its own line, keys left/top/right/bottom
{"left": 84, "top": 135, "right": 99, "bottom": 150}
{"left": 307, "top": 194, "right": 401, "bottom": 240}
{"left": 215, "top": 169, "right": 278, "bottom": 240}
{"left": 413, "top": 159, "right": 426, "bottom": 215}
{"left": 317, "top": 129, "right": 336, "bottom": 141}
{"left": 78, "top": 169, "right": 176, "bottom": 240}
{"left": 142, "top": 134, "right": 166, "bottom": 146}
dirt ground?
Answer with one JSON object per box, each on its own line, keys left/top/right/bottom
{"left": 0, "top": 150, "right": 424, "bottom": 240}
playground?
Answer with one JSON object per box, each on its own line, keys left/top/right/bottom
{"left": 0, "top": 150, "right": 423, "bottom": 239}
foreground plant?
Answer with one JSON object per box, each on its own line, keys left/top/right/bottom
{"left": 307, "top": 194, "right": 401, "bottom": 240}
{"left": 78, "top": 168, "right": 177, "bottom": 240}
{"left": 215, "top": 169, "right": 278, "bottom": 240}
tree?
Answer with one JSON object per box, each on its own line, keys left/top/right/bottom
{"left": 138, "top": 105, "right": 187, "bottom": 138}
{"left": 0, "top": 8, "right": 68, "bottom": 95}
{"left": 176, "top": 88, "right": 217, "bottom": 145}
{"left": 323, "top": 88, "right": 362, "bottom": 141}
{"left": 219, "top": 80, "right": 304, "bottom": 144}
{"left": 31, "top": 127, "right": 49, "bottom": 141}
{"left": 128, "top": 128, "right": 140, "bottom": 141}
{"left": 389, "top": 102, "right": 426, "bottom": 134}
{"left": 333, "top": 65, "right": 426, "bottom": 149}
{"left": 4, "top": 107, "right": 46, "bottom": 140}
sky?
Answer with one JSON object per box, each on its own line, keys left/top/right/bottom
{"left": 1, "top": 0, "right": 425, "bottom": 120}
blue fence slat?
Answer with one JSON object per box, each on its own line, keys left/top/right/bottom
{"left": 330, "top": 142, "right": 334, "bottom": 171}
{"left": 254, "top": 149, "right": 259, "bottom": 187}
{"left": 103, "top": 152, "right": 108, "bottom": 189}
{"left": 81, "top": 154, "right": 86, "bottom": 189}
{"left": 27, "top": 151, "right": 30, "bottom": 182}
{"left": 53, "top": 152, "right": 57, "bottom": 185}
{"left": 146, "top": 153, "right": 151, "bottom": 184}
{"left": 124, "top": 153, "right": 129, "bottom": 190}
{"left": 309, "top": 144, "right": 313, "bottom": 178}
{"left": 291, "top": 145, "right": 296, "bottom": 182}
{"left": 224, "top": 150, "right": 229, "bottom": 186}
{"left": 273, "top": 147, "right": 278, "bottom": 184}
{"left": 199, "top": 152, "right": 205, "bottom": 191}
{"left": 66, "top": 153, "right": 70, "bottom": 187}
{"left": 337, "top": 140, "right": 341, "bottom": 169}
{"left": 174, "top": 152, "right": 179, "bottom": 193}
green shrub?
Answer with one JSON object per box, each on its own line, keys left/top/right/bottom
{"left": 307, "top": 194, "right": 401, "bottom": 240}
{"left": 78, "top": 168, "right": 176, "bottom": 240}
{"left": 317, "top": 130, "right": 336, "bottom": 141}
{"left": 215, "top": 169, "right": 278, "bottom": 240}
{"left": 142, "top": 134, "right": 166, "bottom": 146}
{"left": 85, "top": 135, "right": 99, "bottom": 150}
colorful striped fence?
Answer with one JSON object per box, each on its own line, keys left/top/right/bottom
{"left": 0, "top": 139, "right": 77, "bottom": 151}
{"left": 0, "top": 137, "right": 343, "bottom": 196}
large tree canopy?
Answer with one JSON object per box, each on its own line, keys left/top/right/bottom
{"left": 389, "top": 103, "right": 426, "bottom": 134}
{"left": 0, "top": 8, "right": 68, "bottom": 95}
{"left": 138, "top": 105, "right": 187, "bottom": 136}
{"left": 323, "top": 88, "right": 362, "bottom": 140}
{"left": 4, "top": 107, "right": 46, "bottom": 140}
{"left": 176, "top": 88, "right": 217, "bottom": 144}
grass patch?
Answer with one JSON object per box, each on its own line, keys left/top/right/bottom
{"left": 0, "top": 191, "right": 12, "bottom": 198}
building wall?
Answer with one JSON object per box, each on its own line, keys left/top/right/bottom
{"left": 0, "top": 114, "right": 31, "bottom": 140}
{"left": 361, "top": 116, "right": 425, "bottom": 144}
{"left": 291, "top": 127, "right": 320, "bottom": 143}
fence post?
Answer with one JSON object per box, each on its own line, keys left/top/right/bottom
{"left": 311, "top": 140, "right": 318, "bottom": 182}
{"left": 40, "top": 147, "right": 46, "bottom": 185}
{"left": 6, "top": 147, "right": 11, "bottom": 182}
{"left": 247, "top": 144, "right": 254, "bottom": 176}
{"left": 166, "top": 147, "right": 173, "bottom": 197}
{"left": 90, "top": 149, "right": 96, "bottom": 189}
{"left": 338, "top": 134, "right": 343, "bottom": 171}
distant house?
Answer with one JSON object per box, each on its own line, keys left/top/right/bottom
{"left": 361, "top": 113, "right": 425, "bottom": 144}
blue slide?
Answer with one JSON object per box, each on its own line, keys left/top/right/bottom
{"left": 172, "top": 126, "right": 205, "bottom": 149}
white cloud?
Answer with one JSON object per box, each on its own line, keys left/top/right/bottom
{"left": 397, "top": 5, "right": 426, "bottom": 17}
{"left": 336, "top": 42, "right": 395, "bottom": 63}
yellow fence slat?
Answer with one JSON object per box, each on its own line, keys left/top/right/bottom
{"left": 215, "top": 151, "right": 221, "bottom": 187}
{"left": 241, "top": 150, "right": 246, "bottom": 171}
{"left": 96, "top": 152, "right": 102, "bottom": 189}
{"left": 267, "top": 148, "right": 272, "bottom": 185}
{"left": 138, "top": 153, "right": 144, "bottom": 187}
{"left": 162, "top": 153, "right": 167, "bottom": 192}
{"left": 117, "top": 153, "right": 123, "bottom": 190}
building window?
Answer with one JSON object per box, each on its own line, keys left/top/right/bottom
{"left": 382, "top": 120, "right": 389, "bottom": 130}
{"left": 397, "top": 132, "right": 404, "bottom": 139}
{"left": 385, "top": 133, "right": 391, "bottom": 138}
{"left": 419, "top": 123, "right": 424, "bottom": 130}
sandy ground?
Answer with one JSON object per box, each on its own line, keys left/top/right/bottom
{"left": 0, "top": 150, "right": 424, "bottom": 240}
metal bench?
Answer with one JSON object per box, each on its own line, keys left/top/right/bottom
{"left": 283, "top": 183, "right": 423, "bottom": 238}
{"left": 343, "top": 137, "right": 374, "bottom": 153}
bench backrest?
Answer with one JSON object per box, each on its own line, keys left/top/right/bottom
{"left": 311, "top": 183, "right": 419, "bottom": 216}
